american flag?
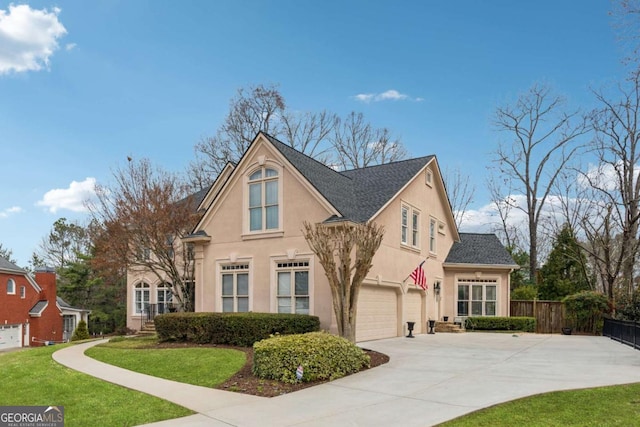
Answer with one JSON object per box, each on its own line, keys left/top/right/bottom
{"left": 410, "top": 260, "right": 427, "bottom": 290}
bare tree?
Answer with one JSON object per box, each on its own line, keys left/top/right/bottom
{"left": 486, "top": 174, "right": 527, "bottom": 251}
{"left": 280, "top": 110, "right": 338, "bottom": 164}
{"left": 302, "top": 221, "right": 384, "bottom": 343}
{"left": 443, "top": 166, "right": 475, "bottom": 229}
{"left": 581, "top": 70, "right": 640, "bottom": 297}
{"left": 610, "top": 0, "right": 640, "bottom": 65}
{"left": 90, "top": 158, "right": 200, "bottom": 311}
{"left": 189, "top": 84, "right": 286, "bottom": 190}
{"left": 330, "top": 112, "right": 407, "bottom": 170}
{"left": 491, "top": 83, "right": 589, "bottom": 282}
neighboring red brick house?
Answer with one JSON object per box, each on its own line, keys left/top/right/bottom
{"left": 0, "top": 257, "right": 63, "bottom": 349}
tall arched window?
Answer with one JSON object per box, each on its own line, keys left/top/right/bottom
{"left": 248, "top": 167, "right": 279, "bottom": 231}
{"left": 7, "top": 278, "right": 15, "bottom": 295}
{"left": 134, "top": 283, "right": 150, "bottom": 314}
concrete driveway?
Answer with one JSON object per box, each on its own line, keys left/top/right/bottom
{"left": 54, "top": 333, "right": 640, "bottom": 426}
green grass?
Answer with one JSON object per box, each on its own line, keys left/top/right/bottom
{"left": 0, "top": 344, "right": 193, "bottom": 427}
{"left": 85, "top": 337, "right": 246, "bottom": 388}
{"left": 439, "top": 383, "right": 640, "bottom": 426}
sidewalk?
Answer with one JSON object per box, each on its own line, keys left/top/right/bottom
{"left": 53, "top": 333, "right": 640, "bottom": 426}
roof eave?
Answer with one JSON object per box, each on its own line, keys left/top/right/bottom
{"left": 443, "top": 262, "right": 520, "bottom": 270}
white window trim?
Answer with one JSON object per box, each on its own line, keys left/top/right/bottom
{"left": 455, "top": 277, "right": 499, "bottom": 317}
{"left": 20, "top": 286, "right": 25, "bottom": 299}
{"left": 242, "top": 161, "right": 284, "bottom": 237}
{"left": 7, "top": 278, "right": 15, "bottom": 295}
{"left": 401, "top": 203, "right": 421, "bottom": 251}
{"left": 133, "top": 282, "right": 150, "bottom": 315}
{"left": 425, "top": 168, "right": 433, "bottom": 187}
{"left": 270, "top": 253, "right": 314, "bottom": 315}
{"left": 429, "top": 217, "right": 437, "bottom": 255}
{"left": 215, "top": 258, "right": 253, "bottom": 313}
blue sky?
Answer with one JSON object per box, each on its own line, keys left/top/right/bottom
{"left": 0, "top": 0, "right": 625, "bottom": 267}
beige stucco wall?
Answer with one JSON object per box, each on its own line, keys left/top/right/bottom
{"left": 442, "top": 267, "right": 513, "bottom": 321}
{"left": 126, "top": 134, "right": 512, "bottom": 338}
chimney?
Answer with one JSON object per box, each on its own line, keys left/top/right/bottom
{"left": 35, "top": 267, "right": 57, "bottom": 303}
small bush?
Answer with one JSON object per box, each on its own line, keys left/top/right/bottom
{"left": 154, "top": 312, "right": 320, "bottom": 347}
{"left": 465, "top": 316, "right": 535, "bottom": 332}
{"left": 253, "top": 332, "right": 370, "bottom": 383}
{"left": 511, "top": 285, "right": 538, "bottom": 300}
{"left": 71, "top": 320, "right": 91, "bottom": 341}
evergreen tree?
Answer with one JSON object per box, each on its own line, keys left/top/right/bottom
{"left": 538, "top": 224, "right": 592, "bottom": 300}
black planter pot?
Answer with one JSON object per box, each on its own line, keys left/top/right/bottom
{"left": 428, "top": 319, "right": 436, "bottom": 334}
{"left": 561, "top": 327, "right": 572, "bottom": 335}
{"left": 406, "top": 321, "right": 415, "bottom": 338}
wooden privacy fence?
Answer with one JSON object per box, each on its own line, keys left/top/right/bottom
{"left": 511, "top": 300, "right": 565, "bottom": 334}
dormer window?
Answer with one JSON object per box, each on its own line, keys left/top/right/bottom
{"left": 248, "top": 167, "right": 279, "bottom": 232}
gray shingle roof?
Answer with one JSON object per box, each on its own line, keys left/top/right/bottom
{"left": 445, "top": 233, "right": 518, "bottom": 266}
{"left": 29, "top": 300, "right": 48, "bottom": 316}
{"left": 0, "top": 256, "right": 25, "bottom": 274}
{"left": 265, "top": 134, "right": 433, "bottom": 222}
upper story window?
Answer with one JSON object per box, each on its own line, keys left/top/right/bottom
{"left": 20, "top": 286, "right": 25, "bottom": 299}
{"left": 429, "top": 218, "right": 437, "bottom": 253}
{"left": 425, "top": 169, "right": 433, "bottom": 187}
{"left": 7, "top": 278, "right": 15, "bottom": 295}
{"left": 401, "top": 204, "right": 420, "bottom": 249}
{"left": 248, "top": 167, "right": 279, "bottom": 232}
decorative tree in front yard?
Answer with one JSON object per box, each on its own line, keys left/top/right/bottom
{"left": 90, "top": 158, "right": 200, "bottom": 312}
{"left": 303, "top": 221, "right": 384, "bottom": 343}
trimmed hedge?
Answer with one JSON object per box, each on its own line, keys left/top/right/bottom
{"left": 465, "top": 316, "right": 535, "bottom": 332}
{"left": 154, "top": 312, "right": 320, "bottom": 347}
{"left": 253, "top": 332, "right": 370, "bottom": 383}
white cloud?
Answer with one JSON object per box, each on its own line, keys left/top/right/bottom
{"left": 37, "top": 178, "right": 96, "bottom": 213}
{"left": 0, "top": 4, "right": 67, "bottom": 74}
{"left": 352, "top": 89, "right": 423, "bottom": 103}
{"left": 0, "top": 206, "right": 23, "bottom": 218}
{"left": 65, "top": 42, "right": 76, "bottom": 51}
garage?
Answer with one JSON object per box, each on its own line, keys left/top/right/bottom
{"left": 356, "top": 286, "right": 398, "bottom": 342}
{"left": 0, "top": 324, "right": 22, "bottom": 350}
{"left": 405, "top": 290, "right": 424, "bottom": 334}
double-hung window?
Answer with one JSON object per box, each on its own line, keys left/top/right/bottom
{"left": 276, "top": 261, "right": 310, "bottom": 314}
{"left": 248, "top": 167, "right": 279, "bottom": 232}
{"left": 221, "top": 264, "right": 249, "bottom": 312}
{"left": 457, "top": 279, "right": 497, "bottom": 317}
{"left": 401, "top": 205, "right": 420, "bottom": 249}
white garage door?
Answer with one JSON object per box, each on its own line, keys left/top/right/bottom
{"left": 0, "top": 324, "right": 22, "bottom": 350}
{"left": 356, "top": 286, "right": 398, "bottom": 342}
{"left": 406, "top": 291, "right": 424, "bottom": 334}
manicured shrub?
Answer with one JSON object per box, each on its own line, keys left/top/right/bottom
{"left": 252, "top": 332, "right": 370, "bottom": 383}
{"left": 465, "top": 316, "right": 535, "bottom": 332}
{"left": 71, "top": 320, "right": 90, "bottom": 341}
{"left": 154, "top": 312, "right": 320, "bottom": 347}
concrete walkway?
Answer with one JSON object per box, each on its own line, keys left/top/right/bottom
{"left": 53, "top": 333, "right": 640, "bottom": 426}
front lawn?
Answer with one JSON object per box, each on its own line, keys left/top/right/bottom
{"left": 85, "top": 337, "right": 246, "bottom": 388}
{"left": 439, "top": 382, "right": 640, "bottom": 426}
{"left": 0, "top": 344, "right": 192, "bottom": 427}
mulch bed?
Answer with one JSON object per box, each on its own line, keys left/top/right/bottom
{"left": 155, "top": 341, "right": 389, "bottom": 397}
